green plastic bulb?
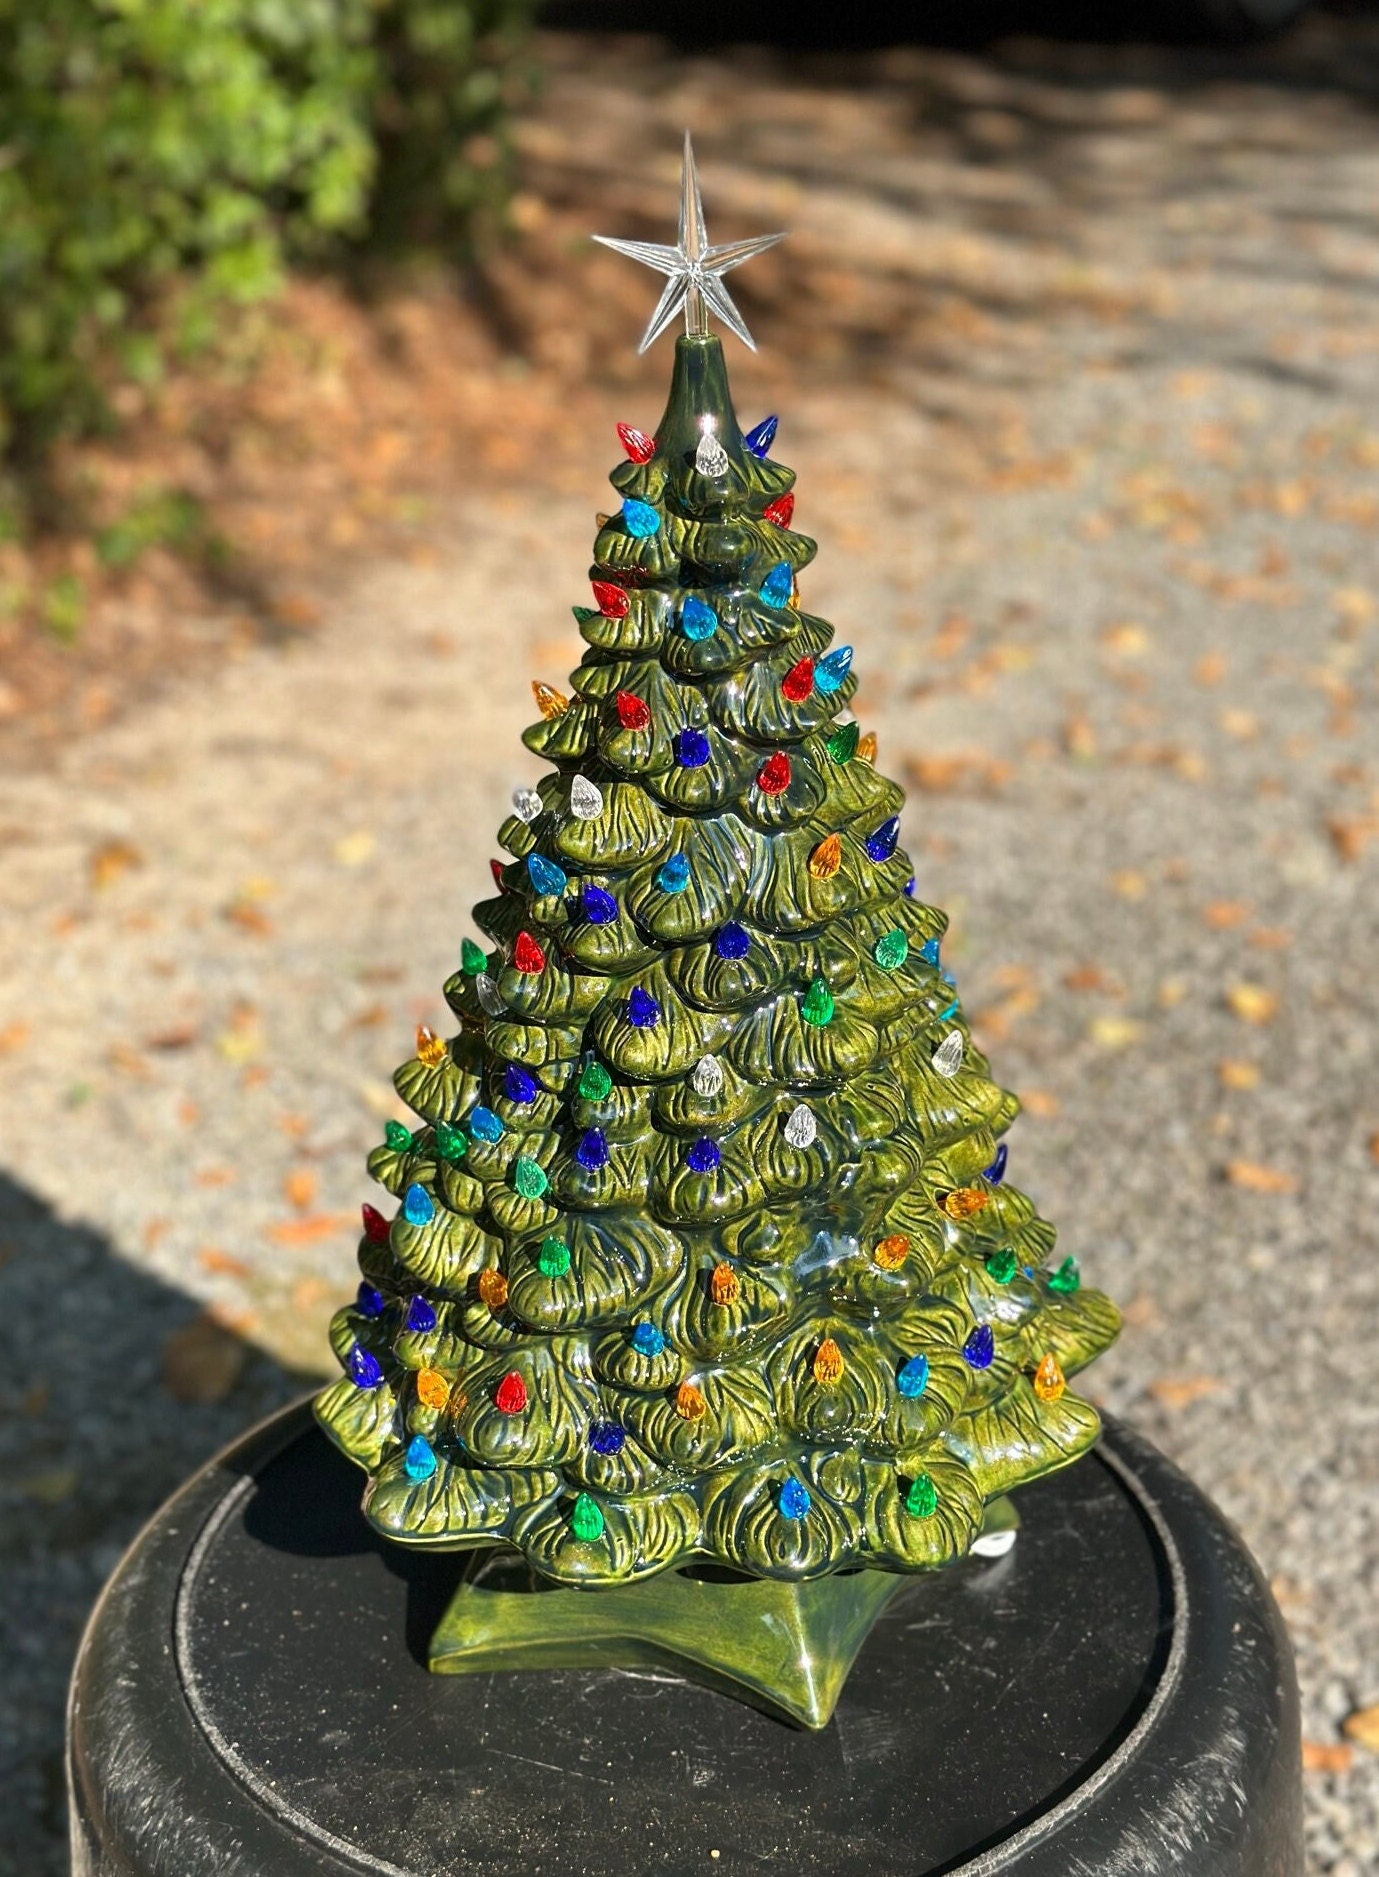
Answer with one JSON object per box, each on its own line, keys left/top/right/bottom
{"left": 801, "top": 976, "right": 835, "bottom": 1028}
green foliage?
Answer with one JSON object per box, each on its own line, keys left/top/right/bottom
{"left": 0, "top": 0, "right": 536, "bottom": 459}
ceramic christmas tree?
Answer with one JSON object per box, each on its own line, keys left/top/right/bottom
{"left": 316, "top": 137, "right": 1121, "bottom": 1727}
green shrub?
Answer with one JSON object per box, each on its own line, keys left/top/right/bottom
{"left": 0, "top": 0, "right": 536, "bottom": 464}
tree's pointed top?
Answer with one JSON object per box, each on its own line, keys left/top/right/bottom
{"left": 654, "top": 333, "right": 744, "bottom": 466}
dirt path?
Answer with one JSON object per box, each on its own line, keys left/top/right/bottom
{"left": 4, "top": 19, "right": 1379, "bottom": 1871}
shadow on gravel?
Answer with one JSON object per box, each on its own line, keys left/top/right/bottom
{"left": 0, "top": 1171, "right": 304, "bottom": 1877}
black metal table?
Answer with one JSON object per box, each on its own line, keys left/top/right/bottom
{"left": 67, "top": 1402, "right": 1302, "bottom": 1875}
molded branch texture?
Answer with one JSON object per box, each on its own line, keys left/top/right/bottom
{"left": 316, "top": 335, "right": 1122, "bottom": 1587}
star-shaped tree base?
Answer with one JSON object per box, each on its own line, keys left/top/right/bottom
{"left": 428, "top": 1501, "right": 1019, "bottom": 1730}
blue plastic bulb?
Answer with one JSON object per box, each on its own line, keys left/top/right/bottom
{"left": 405, "top": 1294, "right": 437, "bottom": 1334}
{"left": 627, "top": 987, "right": 661, "bottom": 1028}
{"left": 686, "top": 1137, "right": 721, "bottom": 1173}
{"left": 897, "top": 1354, "right": 930, "bottom": 1399}
{"left": 526, "top": 852, "right": 568, "bottom": 897}
{"left": 581, "top": 883, "right": 619, "bottom": 926}
{"left": 588, "top": 1420, "right": 627, "bottom": 1457}
{"left": 404, "top": 1435, "right": 437, "bottom": 1481}
{"left": 630, "top": 1321, "right": 665, "bottom": 1358}
{"left": 576, "top": 1127, "right": 609, "bottom": 1171}
{"left": 920, "top": 937, "right": 941, "bottom": 966}
{"left": 778, "top": 1477, "right": 811, "bottom": 1520}
{"left": 963, "top": 1324, "right": 995, "bottom": 1371}
{"left": 815, "top": 645, "right": 853, "bottom": 693}
{"left": 402, "top": 1183, "right": 434, "bottom": 1226}
{"left": 744, "top": 415, "right": 778, "bottom": 458}
{"left": 468, "top": 1109, "right": 502, "bottom": 1146}
{"left": 348, "top": 1344, "right": 383, "bottom": 1390}
{"left": 621, "top": 497, "right": 661, "bottom": 538}
{"left": 355, "top": 1283, "right": 386, "bottom": 1319}
{"left": 759, "top": 562, "right": 793, "bottom": 609}
{"left": 674, "top": 727, "right": 711, "bottom": 769}
{"left": 503, "top": 1064, "right": 538, "bottom": 1106}
{"left": 983, "top": 1142, "right": 1009, "bottom": 1185}
{"left": 657, "top": 852, "right": 690, "bottom": 893}
{"left": 866, "top": 817, "right": 901, "bottom": 863}
{"left": 680, "top": 596, "right": 718, "bottom": 642}
{"left": 714, "top": 922, "right": 751, "bottom": 961}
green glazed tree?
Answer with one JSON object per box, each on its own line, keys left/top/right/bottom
{"left": 315, "top": 329, "right": 1122, "bottom": 1611}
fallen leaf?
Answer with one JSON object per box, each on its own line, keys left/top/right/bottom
{"left": 108, "top": 1042, "right": 151, "bottom": 1078}
{"left": 1194, "top": 651, "right": 1227, "bottom": 686}
{"left": 1101, "top": 622, "right": 1151, "bottom": 657}
{"left": 1226, "top": 983, "right": 1278, "bottom": 1025}
{"left": 275, "top": 593, "right": 321, "bottom": 628}
{"left": 333, "top": 830, "right": 377, "bottom": 867}
{"left": 1302, "top": 1742, "right": 1353, "bottom": 1775}
{"left": 266, "top": 1212, "right": 352, "bottom": 1247}
{"left": 1225, "top": 1160, "right": 1298, "bottom": 1195}
{"left": 22, "top": 1466, "right": 80, "bottom": 1504}
{"left": 1064, "top": 964, "right": 1116, "bottom": 993}
{"left": 0, "top": 1021, "right": 30, "bottom": 1056}
{"left": 284, "top": 1166, "right": 318, "bottom": 1210}
{"left": 290, "top": 1276, "right": 332, "bottom": 1311}
{"left": 90, "top": 838, "right": 144, "bottom": 890}
{"left": 1342, "top": 1705, "right": 1379, "bottom": 1753}
{"left": 1020, "top": 1088, "right": 1060, "bottom": 1117}
{"left": 1149, "top": 1375, "right": 1225, "bottom": 1409}
{"left": 1203, "top": 900, "right": 1251, "bottom": 930}
{"left": 1110, "top": 869, "right": 1147, "bottom": 899}
{"left": 277, "top": 1112, "right": 312, "bottom": 1139}
{"left": 145, "top": 1025, "right": 197, "bottom": 1050}
{"left": 1089, "top": 1015, "right": 1144, "bottom": 1049}
{"left": 177, "top": 1099, "right": 201, "bottom": 1127}
{"left": 161, "top": 1313, "right": 247, "bottom": 1404}
{"left": 1218, "top": 1060, "right": 1261, "bottom": 1090}
{"left": 224, "top": 899, "right": 274, "bottom": 937}
{"left": 1062, "top": 714, "right": 1097, "bottom": 760}
{"left": 1326, "top": 817, "right": 1375, "bottom": 864}
{"left": 199, "top": 1248, "right": 252, "bottom": 1279}
{"left": 1120, "top": 1292, "right": 1163, "bottom": 1329}
{"left": 1220, "top": 708, "right": 1259, "bottom": 741}
{"left": 1369, "top": 1131, "right": 1379, "bottom": 1164}
{"left": 216, "top": 1012, "right": 263, "bottom": 1063}
{"left": 1249, "top": 927, "right": 1292, "bottom": 950}
{"left": 193, "top": 1166, "right": 236, "bottom": 1188}
{"left": 347, "top": 1002, "right": 388, "bottom": 1030}
{"left": 1332, "top": 586, "right": 1374, "bottom": 627}
{"left": 1157, "top": 978, "right": 1189, "bottom": 1009}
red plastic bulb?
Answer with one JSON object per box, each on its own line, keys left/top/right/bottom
{"left": 616, "top": 423, "right": 656, "bottom": 465}
{"left": 780, "top": 657, "right": 814, "bottom": 703}
{"left": 513, "top": 930, "right": 546, "bottom": 974}
{"left": 615, "top": 690, "right": 651, "bottom": 731}
{"left": 495, "top": 1370, "right": 528, "bottom": 1414}
{"left": 361, "top": 1204, "right": 391, "bottom": 1245}
{"left": 489, "top": 858, "right": 506, "bottom": 888}
{"left": 592, "top": 580, "right": 630, "bottom": 619}
{"left": 763, "top": 493, "right": 795, "bottom": 528}
{"left": 757, "top": 751, "right": 792, "bottom": 795}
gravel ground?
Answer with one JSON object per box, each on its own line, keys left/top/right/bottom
{"left": 3, "top": 18, "right": 1379, "bottom": 1872}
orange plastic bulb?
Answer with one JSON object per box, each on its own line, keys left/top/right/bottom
{"left": 415, "top": 1024, "right": 446, "bottom": 1067}
{"left": 808, "top": 833, "right": 842, "bottom": 881}
{"left": 532, "top": 681, "right": 569, "bottom": 721}
{"left": 674, "top": 1380, "right": 708, "bottom": 1422}
{"left": 856, "top": 731, "right": 878, "bottom": 764}
{"left": 415, "top": 1368, "right": 450, "bottom": 1410}
{"left": 874, "top": 1233, "right": 910, "bottom": 1271}
{"left": 812, "top": 1338, "right": 844, "bottom": 1386}
{"left": 477, "top": 1269, "right": 509, "bottom": 1310}
{"left": 1034, "top": 1352, "right": 1067, "bottom": 1402}
{"left": 710, "top": 1262, "right": 740, "bottom": 1306}
{"left": 942, "top": 1187, "right": 989, "bottom": 1221}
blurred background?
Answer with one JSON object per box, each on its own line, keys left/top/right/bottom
{"left": 1, "top": 2, "right": 1377, "bottom": 1871}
